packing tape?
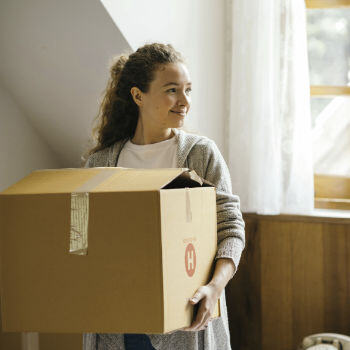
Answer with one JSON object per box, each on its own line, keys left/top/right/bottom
{"left": 70, "top": 169, "right": 194, "bottom": 255}
{"left": 186, "top": 187, "right": 192, "bottom": 222}
{"left": 69, "top": 169, "right": 121, "bottom": 255}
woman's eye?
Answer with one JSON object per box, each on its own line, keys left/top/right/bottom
{"left": 167, "top": 88, "right": 192, "bottom": 93}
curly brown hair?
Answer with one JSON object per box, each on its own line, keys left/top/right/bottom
{"left": 81, "top": 42, "right": 195, "bottom": 166}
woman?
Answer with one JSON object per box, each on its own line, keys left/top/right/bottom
{"left": 82, "top": 43, "right": 245, "bottom": 350}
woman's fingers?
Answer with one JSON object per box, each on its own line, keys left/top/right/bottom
{"left": 190, "top": 286, "right": 207, "bottom": 304}
{"left": 182, "top": 307, "right": 206, "bottom": 331}
{"left": 184, "top": 301, "right": 212, "bottom": 330}
{"left": 182, "top": 285, "right": 218, "bottom": 331}
{"left": 193, "top": 312, "right": 212, "bottom": 331}
{"left": 191, "top": 309, "right": 206, "bottom": 330}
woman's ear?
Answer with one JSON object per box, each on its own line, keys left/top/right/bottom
{"left": 130, "top": 87, "right": 143, "bottom": 107}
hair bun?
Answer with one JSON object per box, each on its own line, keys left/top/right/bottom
{"left": 109, "top": 54, "right": 129, "bottom": 79}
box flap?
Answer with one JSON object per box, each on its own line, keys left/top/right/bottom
{"left": 0, "top": 168, "right": 118, "bottom": 195}
{"left": 162, "top": 170, "right": 215, "bottom": 189}
{"left": 0, "top": 167, "right": 212, "bottom": 195}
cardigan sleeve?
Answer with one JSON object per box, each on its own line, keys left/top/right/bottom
{"left": 82, "top": 333, "right": 97, "bottom": 350}
{"left": 83, "top": 157, "right": 93, "bottom": 168}
{"left": 202, "top": 139, "right": 245, "bottom": 279}
{"left": 83, "top": 148, "right": 109, "bottom": 168}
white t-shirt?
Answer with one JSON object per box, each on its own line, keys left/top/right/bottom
{"left": 117, "top": 134, "right": 178, "bottom": 169}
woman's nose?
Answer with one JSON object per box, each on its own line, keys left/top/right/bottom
{"left": 178, "top": 92, "right": 191, "bottom": 107}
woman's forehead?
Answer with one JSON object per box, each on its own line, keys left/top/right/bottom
{"left": 153, "top": 63, "right": 191, "bottom": 86}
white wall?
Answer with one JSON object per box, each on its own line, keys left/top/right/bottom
{"left": 0, "top": 0, "right": 228, "bottom": 168}
{"left": 101, "top": 0, "right": 227, "bottom": 154}
{"left": 0, "top": 0, "right": 132, "bottom": 167}
{"left": 0, "top": 83, "right": 60, "bottom": 191}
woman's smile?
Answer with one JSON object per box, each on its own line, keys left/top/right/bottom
{"left": 170, "top": 110, "right": 186, "bottom": 117}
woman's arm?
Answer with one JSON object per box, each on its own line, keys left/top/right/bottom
{"left": 203, "top": 139, "right": 245, "bottom": 279}
{"left": 181, "top": 257, "right": 235, "bottom": 332}
{"left": 182, "top": 139, "right": 245, "bottom": 332}
{"left": 209, "top": 258, "right": 236, "bottom": 290}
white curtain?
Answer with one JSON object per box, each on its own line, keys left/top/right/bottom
{"left": 226, "top": 0, "right": 314, "bottom": 215}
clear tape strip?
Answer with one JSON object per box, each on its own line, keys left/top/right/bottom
{"left": 70, "top": 192, "right": 89, "bottom": 255}
{"left": 69, "top": 169, "right": 193, "bottom": 255}
{"left": 69, "top": 168, "right": 121, "bottom": 256}
{"left": 186, "top": 187, "right": 192, "bottom": 222}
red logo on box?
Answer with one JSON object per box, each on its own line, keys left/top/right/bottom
{"left": 185, "top": 243, "right": 196, "bottom": 277}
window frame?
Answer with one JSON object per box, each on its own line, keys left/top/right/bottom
{"left": 306, "top": 0, "right": 350, "bottom": 8}
{"left": 306, "top": 0, "right": 350, "bottom": 210}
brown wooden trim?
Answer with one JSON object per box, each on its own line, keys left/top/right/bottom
{"left": 243, "top": 212, "right": 350, "bottom": 224}
{"left": 314, "top": 173, "right": 350, "bottom": 199}
{"left": 310, "top": 85, "right": 350, "bottom": 96}
{"left": 315, "top": 198, "right": 350, "bottom": 210}
{"left": 228, "top": 216, "right": 350, "bottom": 350}
{"left": 226, "top": 218, "right": 262, "bottom": 350}
{"left": 306, "top": 0, "right": 350, "bottom": 8}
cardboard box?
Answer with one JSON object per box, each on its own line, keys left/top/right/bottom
{"left": 0, "top": 167, "right": 220, "bottom": 334}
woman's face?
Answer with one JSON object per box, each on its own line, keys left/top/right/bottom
{"left": 131, "top": 62, "right": 192, "bottom": 130}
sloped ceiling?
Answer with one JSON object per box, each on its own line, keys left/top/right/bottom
{"left": 100, "top": 0, "right": 197, "bottom": 51}
{"left": 0, "top": 0, "right": 131, "bottom": 167}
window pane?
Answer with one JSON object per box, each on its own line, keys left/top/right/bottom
{"left": 307, "top": 8, "right": 350, "bottom": 86}
{"left": 312, "top": 96, "right": 350, "bottom": 176}
{"left": 311, "top": 97, "right": 333, "bottom": 127}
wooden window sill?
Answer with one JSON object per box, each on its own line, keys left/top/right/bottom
{"left": 315, "top": 197, "right": 350, "bottom": 210}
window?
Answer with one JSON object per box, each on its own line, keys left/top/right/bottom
{"left": 306, "top": 0, "right": 350, "bottom": 210}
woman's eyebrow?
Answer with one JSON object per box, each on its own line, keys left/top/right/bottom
{"left": 162, "top": 82, "right": 192, "bottom": 87}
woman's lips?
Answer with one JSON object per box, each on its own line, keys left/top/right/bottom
{"left": 170, "top": 110, "right": 186, "bottom": 116}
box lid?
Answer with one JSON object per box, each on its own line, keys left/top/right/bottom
{"left": 0, "top": 167, "right": 214, "bottom": 195}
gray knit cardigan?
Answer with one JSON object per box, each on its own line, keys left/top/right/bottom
{"left": 82, "top": 127, "right": 245, "bottom": 350}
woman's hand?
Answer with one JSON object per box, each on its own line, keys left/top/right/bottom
{"left": 180, "top": 283, "right": 222, "bottom": 332}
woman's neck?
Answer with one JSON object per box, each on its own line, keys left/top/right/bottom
{"left": 131, "top": 127, "right": 174, "bottom": 145}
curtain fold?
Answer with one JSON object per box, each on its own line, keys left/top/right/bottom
{"left": 227, "top": 0, "right": 314, "bottom": 214}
